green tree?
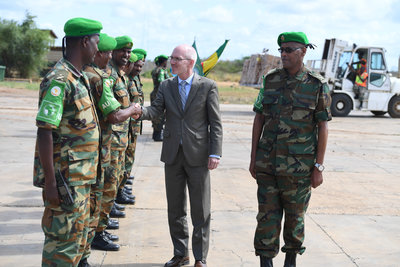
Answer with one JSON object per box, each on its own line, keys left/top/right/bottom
{"left": 0, "top": 12, "right": 51, "bottom": 78}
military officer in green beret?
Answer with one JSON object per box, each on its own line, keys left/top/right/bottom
{"left": 33, "top": 17, "right": 102, "bottom": 267}
{"left": 91, "top": 37, "right": 133, "bottom": 246}
{"left": 151, "top": 54, "right": 169, "bottom": 141}
{"left": 81, "top": 34, "right": 141, "bottom": 258}
{"left": 132, "top": 48, "right": 147, "bottom": 62}
{"left": 118, "top": 53, "right": 145, "bottom": 198}
{"left": 249, "top": 32, "right": 332, "bottom": 267}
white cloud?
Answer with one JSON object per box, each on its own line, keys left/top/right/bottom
{"left": 198, "top": 6, "right": 234, "bottom": 23}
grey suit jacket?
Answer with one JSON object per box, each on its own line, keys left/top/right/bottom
{"left": 142, "top": 73, "right": 223, "bottom": 166}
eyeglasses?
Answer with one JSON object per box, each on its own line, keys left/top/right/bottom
{"left": 169, "top": 56, "right": 191, "bottom": 62}
{"left": 278, "top": 47, "right": 304, "bottom": 54}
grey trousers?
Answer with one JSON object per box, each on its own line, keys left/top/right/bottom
{"left": 164, "top": 146, "right": 211, "bottom": 262}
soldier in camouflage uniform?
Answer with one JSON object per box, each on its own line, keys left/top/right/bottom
{"left": 93, "top": 36, "right": 134, "bottom": 240}
{"left": 82, "top": 34, "right": 141, "bottom": 256}
{"left": 150, "top": 54, "right": 169, "bottom": 141}
{"left": 119, "top": 53, "right": 145, "bottom": 198}
{"left": 33, "top": 18, "right": 102, "bottom": 267}
{"left": 249, "top": 32, "right": 332, "bottom": 267}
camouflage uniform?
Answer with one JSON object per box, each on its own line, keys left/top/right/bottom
{"left": 81, "top": 64, "right": 121, "bottom": 259}
{"left": 96, "top": 60, "right": 130, "bottom": 232}
{"left": 150, "top": 66, "right": 169, "bottom": 131}
{"left": 122, "top": 74, "right": 144, "bottom": 188}
{"left": 253, "top": 66, "right": 331, "bottom": 258}
{"left": 33, "top": 58, "right": 99, "bottom": 266}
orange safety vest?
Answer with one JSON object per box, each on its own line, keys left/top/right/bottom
{"left": 355, "top": 62, "right": 368, "bottom": 87}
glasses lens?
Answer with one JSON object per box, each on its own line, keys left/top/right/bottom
{"left": 278, "top": 47, "right": 303, "bottom": 54}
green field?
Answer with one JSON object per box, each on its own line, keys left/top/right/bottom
{"left": 0, "top": 77, "right": 259, "bottom": 105}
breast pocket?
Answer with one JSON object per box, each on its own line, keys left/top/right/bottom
{"left": 292, "top": 92, "right": 316, "bottom": 122}
{"left": 72, "top": 95, "right": 94, "bottom": 130}
{"left": 115, "top": 89, "right": 130, "bottom": 108}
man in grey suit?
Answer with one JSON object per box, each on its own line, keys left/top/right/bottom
{"left": 136, "top": 44, "right": 222, "bottom": 267}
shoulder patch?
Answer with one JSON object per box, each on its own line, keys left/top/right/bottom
{"left": 36, "top": 79, "right": 66, "bottom": 127}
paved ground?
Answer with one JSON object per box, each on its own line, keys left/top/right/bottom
{"left": 0, "top": 87, "right": 399, "bottom": 267}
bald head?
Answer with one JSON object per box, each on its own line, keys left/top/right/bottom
{"left": 174, "top": 44, "right": 197, "bottom": 62}
{"left": 170, "top": 44, "right": 197, "bottom": 79}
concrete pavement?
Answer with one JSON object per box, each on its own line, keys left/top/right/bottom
{"left": 0, "top": 87, "right": 399, "bottom": 267}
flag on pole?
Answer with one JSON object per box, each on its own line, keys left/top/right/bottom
{"left": 192, "top": 39, "right": 229, "bottom": 76}
{"left": 192, "top": 40, "right": 204, "bottom": 76}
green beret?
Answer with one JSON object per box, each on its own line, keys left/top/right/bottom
{"left": 98, "top": 33, "right": 117, "bottom": 52}
{"left": 134, "top": 53, "right": 144, "bottom": 61}
{"left": 64, "top": 17, "right": 102, "bottom": 37}
{"left": 115, "top": 36, "right": 133, "bottom": 50}
{"left": 129, "top": 52, "right": 138, "bottom": 63}
{"left": 277, "top": 32, "right": 309, "bottom": 46}
{"left": 132, "top": 48, "right": 147, "bottom": 58}
{"left": 157, "top": 54, "right": 168, "bottom": 60}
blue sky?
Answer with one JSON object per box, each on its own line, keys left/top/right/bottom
{"left": 1, "top": 0, "right": 400, "bottom": 70}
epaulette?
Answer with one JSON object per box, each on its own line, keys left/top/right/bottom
{"left": 47, "top": 68, "right": 69, "bottom": 84}
{"left": 308, "top": 69, "right": 327, "bottom": 83}
{"left": 264, "top": 68, "right": 280, "bottom": 78}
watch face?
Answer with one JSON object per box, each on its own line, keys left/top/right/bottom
{"left": 317, "top": 165, "right": 324, "bottom": 171}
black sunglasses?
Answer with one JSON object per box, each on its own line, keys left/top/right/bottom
{"left": 278, "top": 47, "right": 304, "bottom": 54}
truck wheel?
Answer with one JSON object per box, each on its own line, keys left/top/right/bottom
{"left": 388, "top": 95, "right": 400, "bottom": 118}
{"left": 331, "top": 94, "right": 352, "bottom": 117}
{"left": 371, "top": 111, "right": 387, "bottom": 116}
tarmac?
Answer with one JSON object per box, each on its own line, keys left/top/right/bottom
{"left": 0, "top": 87, "right": 399, "bottom": 267}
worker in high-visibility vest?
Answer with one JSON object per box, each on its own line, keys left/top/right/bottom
{"left": 353, "top": 58, "right": 368, "bottom": 109}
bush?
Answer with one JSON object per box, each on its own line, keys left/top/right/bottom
{"left": 0, "top": 12, "right": 51, "bottom": 78}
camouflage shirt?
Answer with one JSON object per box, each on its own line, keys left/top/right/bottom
{"left": 33, "top": 58, "right": 100, "bottom": 187}
{"left": 108, "top": 60, "right": 130, "bottom": 149}
{"left": 254, "top": 66, "right": 332, "bottom": 177}
{"left": 151, "top": 66, "right": 169, "bottom": 92}
{"left": 83, "top": 64, "right": 121, "bottom": 166}
{"left": 127, "top": 75, "right": 144, "bottom": 135}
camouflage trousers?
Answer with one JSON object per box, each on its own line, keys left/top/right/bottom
{"left": 41, "top": 185, "right": 90, "bottom": 267}
{"left": 121, "top": 134, "right": 138, "bottom": 190}
{"left": 97, "top": 148, "right": 125, "bottom": 232}
{"left": 82, "top": 180, "right": 104, "bottom": 259}
{"left": 150, "top": 90, "right": 165, "bottom": 131}
{"left": 254, "top": 173, "right": 311, "bottom": 258}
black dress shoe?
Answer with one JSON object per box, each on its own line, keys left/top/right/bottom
{"left": 125, "top": 179, "right": 133, "bottom": 185}
{"left": 110, "top": 204, "right": 126, "bottom": 218}
{"left": 164, "top": 255, "right": 189, "bottom": 267}
{"left": 260, "top": 256, "right": 273, "bottom": 267}
{"left": 106, "top": 218, "right": 119, "bottom": 230}
{"left": 284, "top": 253, "right": 296, "bottom": 267}
{"left": 153, "top": 131, "right": 163, "bottom": 142}
{"left": 104, "top": 230, "right": 119, "bottom": 241}
{"left": 128, "top": 175, "right": 134, "bottom": 180}
{"left": 114, "top": 202, "right": 125, "bottom": 211}
{"left": 78, "top": 257, "right": 91, "bottom": 267}
{"left": 116, "top": 190, "right": 135, "bottom": 205}
{"left": 91, "top": 231, "right": 120, "bottom": 251}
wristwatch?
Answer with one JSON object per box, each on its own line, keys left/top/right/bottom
{"left": 314, "top": 163, "right": 325, "bottom": 172}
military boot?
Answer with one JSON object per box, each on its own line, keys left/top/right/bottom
{"left": 104, "top": 230, "right": 119, "bottom": 241}
{"left": 260, "top": 256, "right": 273, "bottom": 267}
{"left": 283, "top": 253, "right": 296, "bottom": 267}
{"left": 106, "top": 218, "right": 119, "bottom": 230}
{"left": 116, "top": 189, "right": 135, "bottom": 205}
{"left": 91, "top": 231, "right": 120, "bottom": 251}
{"left": 110, "top": 204, "right": 126, "bottom": 218}
{"left": 114, "top": 202, "right": 125, "bottom": 211}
